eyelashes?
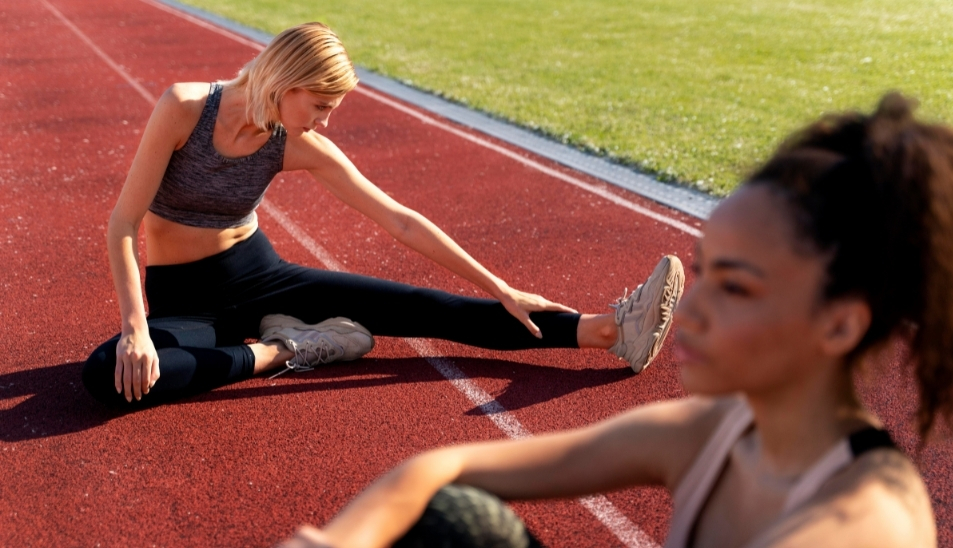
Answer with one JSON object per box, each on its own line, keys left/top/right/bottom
{"left": 692, "top": 263, "right": 752, "bottom": 297}
{"left": 720, "top": 281, "right": 751, "bottom": 297}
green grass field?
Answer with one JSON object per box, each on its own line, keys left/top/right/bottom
{"left": 181, "top": 0, "right": 953, "bottom": 196}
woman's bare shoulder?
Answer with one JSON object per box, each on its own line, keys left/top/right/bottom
{"left": 149, "top": 82, "right": 211, "bottom": 148}
{"left": 754, "top": 448, "right": 935, "bottom": 548}
{"left": 606, "top": 395, "right": 746, "bottom": 489}
{"left": 283, "top": 128, "right": 344, "bottom": 172}
{"left": 162, "top": 82, "right": 210, "bottom": 105}
{"left": 156, "top": 82, "right": 210, "bottom": 117}
{"left": 617, "top": 394, "right": 742, "bottom": 434}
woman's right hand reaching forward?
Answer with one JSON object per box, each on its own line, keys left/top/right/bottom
{"left": 115, "top": 329, "right": 160, "bottom": 402}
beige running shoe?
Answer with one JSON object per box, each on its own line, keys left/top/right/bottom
{"left": 260, "top": 314, "right": 374, "bottom": 378}
{"left": 608, "top": 255, "right": 685, "bottom": 373}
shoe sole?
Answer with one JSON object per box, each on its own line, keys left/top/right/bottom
{"left": 631, "top": 255, "right": 685, "bottom": 373}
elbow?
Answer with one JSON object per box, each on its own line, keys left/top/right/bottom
{"left": 106, "top": 210, "right": 140, "bottom": 247}
{"left": 106, "top": 211, "right": 121, "bottom": 235}
{"left": 399, "top": 447, "right": 466, "bottom": 487}
{"left": 106, "top": 213, "right": 125, "bottom": 239}
{"left": 388, "top": 209, "right": 418, "bottom": 244}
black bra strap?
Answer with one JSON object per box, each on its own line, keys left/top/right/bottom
{"left": 848, "top": 427, "right": 897, "bottom": 457}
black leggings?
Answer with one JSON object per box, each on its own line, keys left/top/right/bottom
{"left": 83, "top": 230, "right": 580, "bottom": 406}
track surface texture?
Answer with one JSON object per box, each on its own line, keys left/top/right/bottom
{"left": 0, "top": 0, "right": 949, "bottom": 547}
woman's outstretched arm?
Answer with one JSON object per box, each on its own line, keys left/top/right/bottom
{"left": 286, "top": 130, "right": 577, "bottom": 337}
{"left": 278, "top": 397, "right": 726, "bottom": 548}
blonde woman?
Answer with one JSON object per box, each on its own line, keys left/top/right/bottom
{"left": 81, "top": 22, "right": 685, "bottom": 406}
{"left": 280, "top": 94, "right": 948, "bottom": 548}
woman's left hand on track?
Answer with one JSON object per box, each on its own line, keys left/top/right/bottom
{"left": 114, "top": 330, "right": 161, "bottom": 403}
{"left": 497, "top": 285, "right": 578, "bottom": 338}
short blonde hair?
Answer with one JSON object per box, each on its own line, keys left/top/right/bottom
{"left": 229, "top": 22, "right": 359, "bottom": 130}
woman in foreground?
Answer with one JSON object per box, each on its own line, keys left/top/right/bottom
{"left": 281, "top": 94, "right": 951, "bottom": 547}
{"left": 82, "top": 23, "right": 684, "bottom": 406}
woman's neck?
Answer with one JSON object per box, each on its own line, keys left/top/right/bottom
{"left": 218, "top": 84, "right": 267, "bottom": 139}
{"left": 744, "top": 365, "right": 870, "bottom": 478}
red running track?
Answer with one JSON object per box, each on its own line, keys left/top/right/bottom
{"left": 0, "top": 0, "right": 949, "bottom": 546}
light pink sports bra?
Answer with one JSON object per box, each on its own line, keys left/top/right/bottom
{"left": 664, "top": 397, "right": 896, "bottom": 548}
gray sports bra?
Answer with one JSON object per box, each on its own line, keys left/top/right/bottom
{"left": 149, "top": 82, "right": 287, "bottom": 229}
{"left": 665, "top": 397, "right": 897, "bottom": 548}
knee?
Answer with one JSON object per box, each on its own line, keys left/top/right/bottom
{"left": 82, "top": 342, "right": 119, "bottom": 405}
{"left": 394, "top": 485, "right": 534, "bottom": 548}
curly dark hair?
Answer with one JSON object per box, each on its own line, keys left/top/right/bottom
{"left": 746, "top": 92, "right": 953, "bottom": 439}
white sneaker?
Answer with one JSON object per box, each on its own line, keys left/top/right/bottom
{"left": 608, "top": 255, "right": 685, "bottom": 373}
{"left": 260, "top": 314, "right": 374, "bottom": 378}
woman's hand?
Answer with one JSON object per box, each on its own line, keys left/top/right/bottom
{"left": 114, "top": 329, "right": 160, "bottom": 402}
{"left": 496, "top": 285, "right": 578, "bottom": 338}
{"left": 275, "top": 526, "right": 335, "bottom": 548}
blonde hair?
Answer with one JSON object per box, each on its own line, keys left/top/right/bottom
{"left": 229, "top": 22, "right": 359, "bottom": 130}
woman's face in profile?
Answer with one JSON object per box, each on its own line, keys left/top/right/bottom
{"left": 279, "top": 88, "right": 346, "bottom": 134}
{"left": 674, "top": 184, "right": 834, "bottom": 397}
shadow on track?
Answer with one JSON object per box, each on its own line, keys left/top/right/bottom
{"left": 0, "top": 357, "right": 632, "bottom": 442}
{"left": 178, "top": 357, "right": 633, "bottom": 414}
{"left": 0, "top": 362, "right": 116, "bottom": 442}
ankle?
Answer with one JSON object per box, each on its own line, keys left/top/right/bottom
{"left": 599, "top": 323, "right": 619, "bottom": 345}
{"left": 576, "top": 314, "right": 619, "bottom": 349}
{"left": 249, "top": 342, "right": 294, "bottom": 373}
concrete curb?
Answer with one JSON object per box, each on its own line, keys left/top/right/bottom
{"left": 156, "top": 0, "right": 720, "bottom": 220}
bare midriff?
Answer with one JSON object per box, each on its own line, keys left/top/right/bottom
{"left": 143, "top": 210, "right": 258, "bottom": 265}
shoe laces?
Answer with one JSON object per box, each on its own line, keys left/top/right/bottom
{"left": 609, "top": 284, "right": 644, "bottom": 323}
{"left": 268, "top": 337, "right": 340, "bottom": 379}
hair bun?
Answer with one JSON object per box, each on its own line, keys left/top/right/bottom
{"left": 874, "top": 92, "right": 918, "bottom": 125}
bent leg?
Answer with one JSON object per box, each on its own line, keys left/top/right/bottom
{"left": 239, "top": 264, "right": 580, "bottom": 351}
{"left": 393, "top": 485, "right": 544, "bottom": 548}
{"left": 82, "top": 316, "right": 255, "bottom": 407}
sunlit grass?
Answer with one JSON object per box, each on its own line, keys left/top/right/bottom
{"left": 181, "top": 0, "right": 953, "bottom": 195}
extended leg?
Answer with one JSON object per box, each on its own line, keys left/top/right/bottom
{"left": 234, "top": 264, "right": 581, "bottom": 350}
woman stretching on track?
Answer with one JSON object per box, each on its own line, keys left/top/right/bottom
{"left": 81, "top": 22, "right": 685, "bottom": 406}
{"left": 279, "top": 93, "right": 951, "bottom": 548}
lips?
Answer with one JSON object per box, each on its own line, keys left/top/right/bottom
{"left": 673, "top": 332, "right": 705, "bottom": 364}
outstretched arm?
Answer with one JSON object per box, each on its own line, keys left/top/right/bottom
{"left": 291, "top": 132, "right": 576, "bottom": 337}
{"left": 277, "top": 397, "right": 725, "bottom": 548}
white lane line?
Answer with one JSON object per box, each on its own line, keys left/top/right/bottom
{"left": 54, "top": 4, "right": 660, "bottom": 545}
{"left": 40, "top": 0, "right": 157, "bottom": 105}
{"left": 402, "top": 337, "right": 532, "bottom": 440}
{"left": 259, "top": 199, "right": 532, "bottom": 443}
{"left": 140, "top": 0, "right": 266, "bottom": 52}
{"left": 258, "top": 200, "right": 344, "bottom": 271}
{"left": 580, "top": 496, "right": 661, "bottom": 548}
{"left": 353, "top": 87, "right": 703, "bottom": 239}
{"left": 260, "top": 200, "right": 657, "bottom": 548}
